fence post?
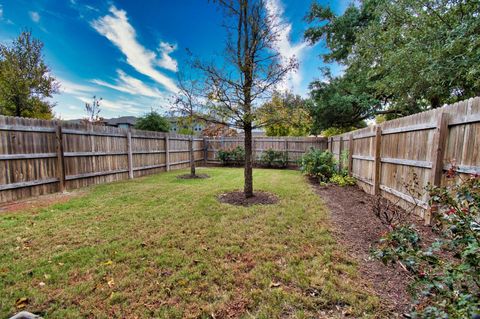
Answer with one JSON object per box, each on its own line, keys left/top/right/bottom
{"left": 348, "top": 134, "right": 354, "bottom": 177}
{"left": 425, "top": 112, "right": 449, "bottom": 224}
{"left": 165, "top": 135, "right": 170, "bottom": 171}
{"left": 127, "top": 130, "right": 133, "bottom": 179}
{"left": 203, "top": 137, "right": 208, "bottom": 165}
{"left": 328, "top": 137, "right": 333, "bottom": 152}
{"left": 338, "top": 136, "right": 344, "bottom": 171}
{"left": 373, "top": 126, "right": 382, "bottom": 196}
{"left": 55, "top": 124, "right": 66, "bottom": 193}
{"left": 285, "top": 138, "right": 289, "bottom": 165}
{"left": 189, "top": 136, "right": 194, "bottom": 167}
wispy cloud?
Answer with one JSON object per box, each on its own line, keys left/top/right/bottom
{"left": 0, "top": 5, "right": 3, "bottom": 20}
{"left": 29, "top": 11, "right": 40, "bottom": 23}
{"left": 58, "top": 78, "right": 97, "bottom": 95}
{"left": 91, "top": 69, "right": 166, "bottom": 98}
{"left": 91, "top": 6, "right": 178, "bottom": 92}
{"left": 157, "top": 42, "right": 178, "bottom": 72}
{"left": 76, "top": 96, "right": 143, "bottom": 115}
{"left": 265, "top": 0, "right": 309, "bottom": 92}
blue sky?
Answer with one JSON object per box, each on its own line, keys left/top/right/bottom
{"left": 0, "top": 0, "right": 349, "bottom": 120}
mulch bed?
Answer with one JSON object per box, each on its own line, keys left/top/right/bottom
{"left": 176, "top": 174, "right": 210, "bottom": 179}
{"left": 218, "top": 190, "right": 279, "bottom": 206}
{"left": 310, "top": 181, "right": 438, "bottom": 317}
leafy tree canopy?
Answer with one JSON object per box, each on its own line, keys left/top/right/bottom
{"left": 135, "top": 111, "right": 170, "bottom": 132}
{"left": 257, "top": 90, "right": 313, "bottom": 137}
{"left": 305, "top": 0, "right": 480, "bottom": 129}
{"left": 0, "top": 31, "right": 58, "bottom": 119}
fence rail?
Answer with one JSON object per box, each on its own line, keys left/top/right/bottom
{"left": 330, "top": 96, "right": 480, "bottom": 223}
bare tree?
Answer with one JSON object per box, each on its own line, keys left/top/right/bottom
{"left": 195, "top": 0, "right": 297, "bottom": 197}
{"left": 172, "top": 70, "right": 204, "bottom": 177}
{"left": 84, "top": 95, "right": 102, "bottom": 123}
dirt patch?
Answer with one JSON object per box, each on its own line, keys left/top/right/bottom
{"left": 176, "top": 173, "right": 210, "bottom": 179}
{"left": 218, "top": 191, "right": 279, "bottom": 206}
{"left": 0, "top": 191, "right": 83, "bottom": 214}
{"left": 311, "top": 182, "right": 437, "bottom": 317}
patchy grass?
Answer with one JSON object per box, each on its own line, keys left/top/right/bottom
{"left": 0, "top": 168, "right": 379, "bottom": 318}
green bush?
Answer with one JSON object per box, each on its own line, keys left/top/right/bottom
{"left": 258, "top": 149, "right": 288, "bottom": 168}
{"left": 298, "top": 149, "right": 336, "bottom": 182}
{"left": 217, "top": 146, "right": 245, "bottom": 166}
{"left": 372, "top": 168, "right": 480, "bottom": 318}
{"left": 330, "top": 173, "right": 356, "bottom": 186}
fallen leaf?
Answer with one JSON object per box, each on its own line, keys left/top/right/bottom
{"left": 102, "top": 260, "right": 113, "bottom": 266}
{"left": 39, "top": 282, "right": 46, "bottom": 287}
{"left": 270, "top": 281, "right": 281, "bottom": 288}
{"left": 44, "top": 274, "right": 51, "bottom": 280}
{"left": 15, "top": 297, "right": 29, "bottom": 309}
{"left": 107, "top": 278, "right": 115, "bottom": 288}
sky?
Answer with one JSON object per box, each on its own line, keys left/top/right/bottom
{"left": 0, "top": 0, "right": 349, "bottom": 120}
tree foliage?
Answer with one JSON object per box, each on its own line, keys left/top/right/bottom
{"left": 84, "top": 96, "right": 103, "bottom": 123}
{"left": 135, "top": 111, "right": 170, "bottom": 132}
{"left": 305, "top": 0, "right": 480, "bottom": 130}
{"left": 257, "top": 90, "right": 312, "bottom": 136}
{"left": 0, "top": 31, "right": 58, "bottom": 119}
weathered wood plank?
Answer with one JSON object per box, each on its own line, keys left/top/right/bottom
{"left": 62, "top": 129, "right": 126, "bottom": 137}
{"left": 127, "top": 130, "right": 133, "bottom": 179}
{"left": 65, "top": 169, "right": 129, "bottom": 181}
{"left": 373, "top": 126, "right": 382, "bottom": 196}
{"left": 348, "top": 134, "right": 354, "bottom": 176}
{"left": 381, "top": 157, "right": 432, "bottom": 168}
{"left": 165, "top": 136, "right": 170, "bottom": 171}
{"left": 0, "top": 125, "right": 55, "bottom": 133}
{"left": 380, "top": 185, "right": 428, "bottom": 209}
{"left": 0, "top": 178, "right": 59, "bottom": 191}
{"left": 0, "top": 153, "right": 57, "bottom": 160}
{"left": 56, "top": 125, "right": 66, "bottom": 192}
{"left": 352, "top": 155, "right": 374, "bottom": 161}
{"left": 382, "top": 123, "right": 436, "bottom": 135}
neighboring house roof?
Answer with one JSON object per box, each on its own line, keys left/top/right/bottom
{"left": 106, "top": 116, "right": 138, "bottom": 126}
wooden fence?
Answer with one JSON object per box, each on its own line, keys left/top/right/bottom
{"left": 2, "top": 96, "right": 479, "bottom": 215}
{"left": 205, "top": 136, "right": 328, "bottom": 165}
{"left": 0, "top": 116, "right": 204, "bottom": 203}
{"left": 329, "top": 97, "right": 480, "bottom": 223}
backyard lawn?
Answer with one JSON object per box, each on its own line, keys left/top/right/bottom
{"left": 0, "top": 168, "right": 379, "bottom": 318}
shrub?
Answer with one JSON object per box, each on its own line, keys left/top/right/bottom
{"left": 217, "top": 146, "right": 245, "bottom": 166}
{"left": 372, "top": 168, "right": 480, "bottom": 318}
{"left": 298, "top": 149, "right": 336, "bottom": 182}
{"left": 258, "top": 149, "right": 288, "bottom": 168}
{"left": 135, "top": 111, "right": 170, "bottom": 132}
{"left": 330, "top": 173, "right": 356, "bottom": 186}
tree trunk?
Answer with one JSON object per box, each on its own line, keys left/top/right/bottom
{"left": 189, "top": 136, "right": 196, "bottom": 177}
{"left": 14, "top": 96, "right": 22, "bottom": 117}
{"left": 430, "top": 96, "right": 441, "bottom": 109}
{"left": 244, "top": 123, "right": 253, "bottom": 198}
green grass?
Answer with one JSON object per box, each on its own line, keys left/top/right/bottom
{"left": 0, "top": 168, "right": 378, "bottom": 318}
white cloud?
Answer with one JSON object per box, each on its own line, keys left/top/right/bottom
{"left": 58, "top": 78, "right": 97, "bottom": 95}
{"left": 156, "top": 42, "right": 178, "bottom": 72}
{"left": 0, "top": 5, "right": 3, "bottom": 19}
{"left": 265, "top": 0, "right": 309, "bottom": 92}
{"left": 29, "top": 11, "right": 40, "bottom": 23}
{"left": 76, "top": 96, "right": 143, "bottom": 115}
{"left": 90, "top": 6, "right": 178, "bottom": 92}
{"left": 92, "top": 69, "right": 166, "bottom": 98}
